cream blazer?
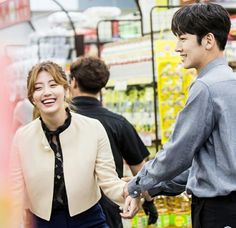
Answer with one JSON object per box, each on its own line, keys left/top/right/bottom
{"left": 10, "top": 112, "right": 125, "bottom": 222}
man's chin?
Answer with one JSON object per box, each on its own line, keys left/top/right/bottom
{"left": 183, "top": 64, "right": 193, "bottom": 70}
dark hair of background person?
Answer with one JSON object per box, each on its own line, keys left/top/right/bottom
{"left": 70, "top": 56, "right": 110, "bottom": 94}
{"left": 171, "top": 3, "right": 231, "bottom": 50}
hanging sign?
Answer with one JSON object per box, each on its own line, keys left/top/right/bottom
{"left": 0, "top": 0, "right": 30, "bottom": 29}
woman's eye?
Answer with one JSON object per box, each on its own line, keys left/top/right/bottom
{"left": 50, "top": 84, "right": 57, "bottom": 87}
{"left": 34, "top": 87, "right": 42, "bottom": 91}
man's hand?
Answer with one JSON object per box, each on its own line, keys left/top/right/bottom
{"left": 142, "top": 199, "right": 158, "bottom": 225}
{"left": 120, "top": 195, "right": 140, "bottom": 219}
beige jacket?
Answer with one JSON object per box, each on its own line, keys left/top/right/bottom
{"left": 10, "top": 112, "right": 125, "bottom": 223}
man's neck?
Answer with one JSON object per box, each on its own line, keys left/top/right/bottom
{"left": 197, "top": 51, "right": 224, "bottom": 74}
{"left": 74, "top": 91, "right": 99, "bottom": 99}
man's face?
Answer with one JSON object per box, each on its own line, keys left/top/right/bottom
{"left": 175, "top": 33, "right": 207, "bottom": 72}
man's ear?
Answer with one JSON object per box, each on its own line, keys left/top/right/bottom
{"left": 70, "top": 77, "right": 78, "bottom": 89}
{"left": 203, "top": 33, "right": 215, "bottom": 50}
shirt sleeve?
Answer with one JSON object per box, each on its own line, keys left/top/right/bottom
{"left": 128, "top": 80, "right": 215, "bottom": 197}
{"left": 148, "top": 169, "right": 189, "bottom": 197}
{"left": 119, "top": 119, "right": 150, "bottom": 165}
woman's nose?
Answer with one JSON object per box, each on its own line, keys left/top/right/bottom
{"left": 43, "top": 86, "right": 52, "bottom": 95}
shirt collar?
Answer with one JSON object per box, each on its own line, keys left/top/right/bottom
{"left": 40, "top": 108, "right": 71, "bottom": 136}
{"left": 72, "top": 96, "right": 102, "bottom": 107}
{"left": 198, "top": 57, "right": 228, "bottom": 79}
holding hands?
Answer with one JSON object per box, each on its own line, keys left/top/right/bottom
{"left": 120, "top": 181, "right": 158, "bottom": 225}
{"left": 120, "top": 195, "right": 140, "bottom": 219}
{"left": 120, "top": 183, "right": 140, "bottom": 219}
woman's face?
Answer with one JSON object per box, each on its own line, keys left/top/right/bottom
{"left": 32, "top": 71, "right": 66, "bottom": 118}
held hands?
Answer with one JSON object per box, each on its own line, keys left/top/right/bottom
{"left": 121, "top": 181, "right": 158, "bottom": 224}
{"left": 120, "top": 194, "right": 158, "bottom": 223}
{"left": 120, "top": 195, "right": 140, "bottom": 219}
{"left": 120, "top": 182, "right": 140, "bottom": 219}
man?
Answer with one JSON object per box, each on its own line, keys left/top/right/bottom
{"left": 125, "top": 3, "right": 236, "bottom": 228}
{"left": 69, "top": 56, "right": 158, "bottom": 227}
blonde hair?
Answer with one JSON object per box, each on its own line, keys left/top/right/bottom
{"left": 27, "top": 61, "right": 72, "bottom": 119}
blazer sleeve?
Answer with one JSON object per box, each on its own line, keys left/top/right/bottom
{"left": 9, "top": 130, "right": 28, "bottom": 228}
{"left": 94, "top": 121, "right": 126, "bottom": 207}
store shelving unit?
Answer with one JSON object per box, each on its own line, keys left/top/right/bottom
{"left": 96, "top": 18, "right": 142, "bottom": 57}
{"left": 101, "top": 35, "right": 159, "bottom": 156}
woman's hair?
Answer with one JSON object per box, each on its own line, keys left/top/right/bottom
{"left": 27, "top": 61, "right": 71, "bottom": 119}
{"left": 171, "top": 3, "right": 231, "bottom": 50}
{"left": 70, "top": 56, "right": 110, "bottom": 94}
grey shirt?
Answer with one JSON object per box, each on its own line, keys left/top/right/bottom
{"left": 148, "top": 169, "right": 189, "bottom": 197}
{"left": 128, "top": 57, "right": 236, "bottom": 198}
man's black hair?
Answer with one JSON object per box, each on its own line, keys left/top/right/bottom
{"left": 171, "top": 3, "right": 231, "bottom": 50}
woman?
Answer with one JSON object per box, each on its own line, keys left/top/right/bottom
{"left": 10, "top": 61, "right": 139, "bottom": 228}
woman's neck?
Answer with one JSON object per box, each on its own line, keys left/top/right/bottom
{"left": 41, "top": 109, "right": 67, "bottom": 131}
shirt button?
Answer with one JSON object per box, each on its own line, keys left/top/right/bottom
{"left": 44, "top": 146, "right": 50, "bottom": 151}
{"left": 134, "top": 191, "right": 138, "bottom": 195}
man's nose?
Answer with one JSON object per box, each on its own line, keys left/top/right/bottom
{"left": 175, "top": 41, "right": 182, "bottom": 52}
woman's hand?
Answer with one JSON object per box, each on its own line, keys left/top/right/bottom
{"left": 120, "top": 195, "right": 140, "bottom": 219}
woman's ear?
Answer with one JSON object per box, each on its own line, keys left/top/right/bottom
{"left": 31, "top": 99, "right": 35, "bottom": 105}
{"left": 64, "top": 88, "right": 69, "bottom": 100}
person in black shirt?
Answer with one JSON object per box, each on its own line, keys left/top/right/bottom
{"left": 69, "top": 56, "right": 158, "bottom": 227}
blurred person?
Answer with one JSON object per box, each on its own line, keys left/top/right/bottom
{"left": 13, "top": 97, "right": 33, "bottom": 129}
{"left": 0, "top": 55, "right": 15, "bottom": 228}
{"left": 69, "top": 56, "right": 158, "bottom": 227}
{"left": 10, "top": 61, "right": 139, "bottom": 228}
{"left": 124, "top": 3, "right": 236, "bottom": 228}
